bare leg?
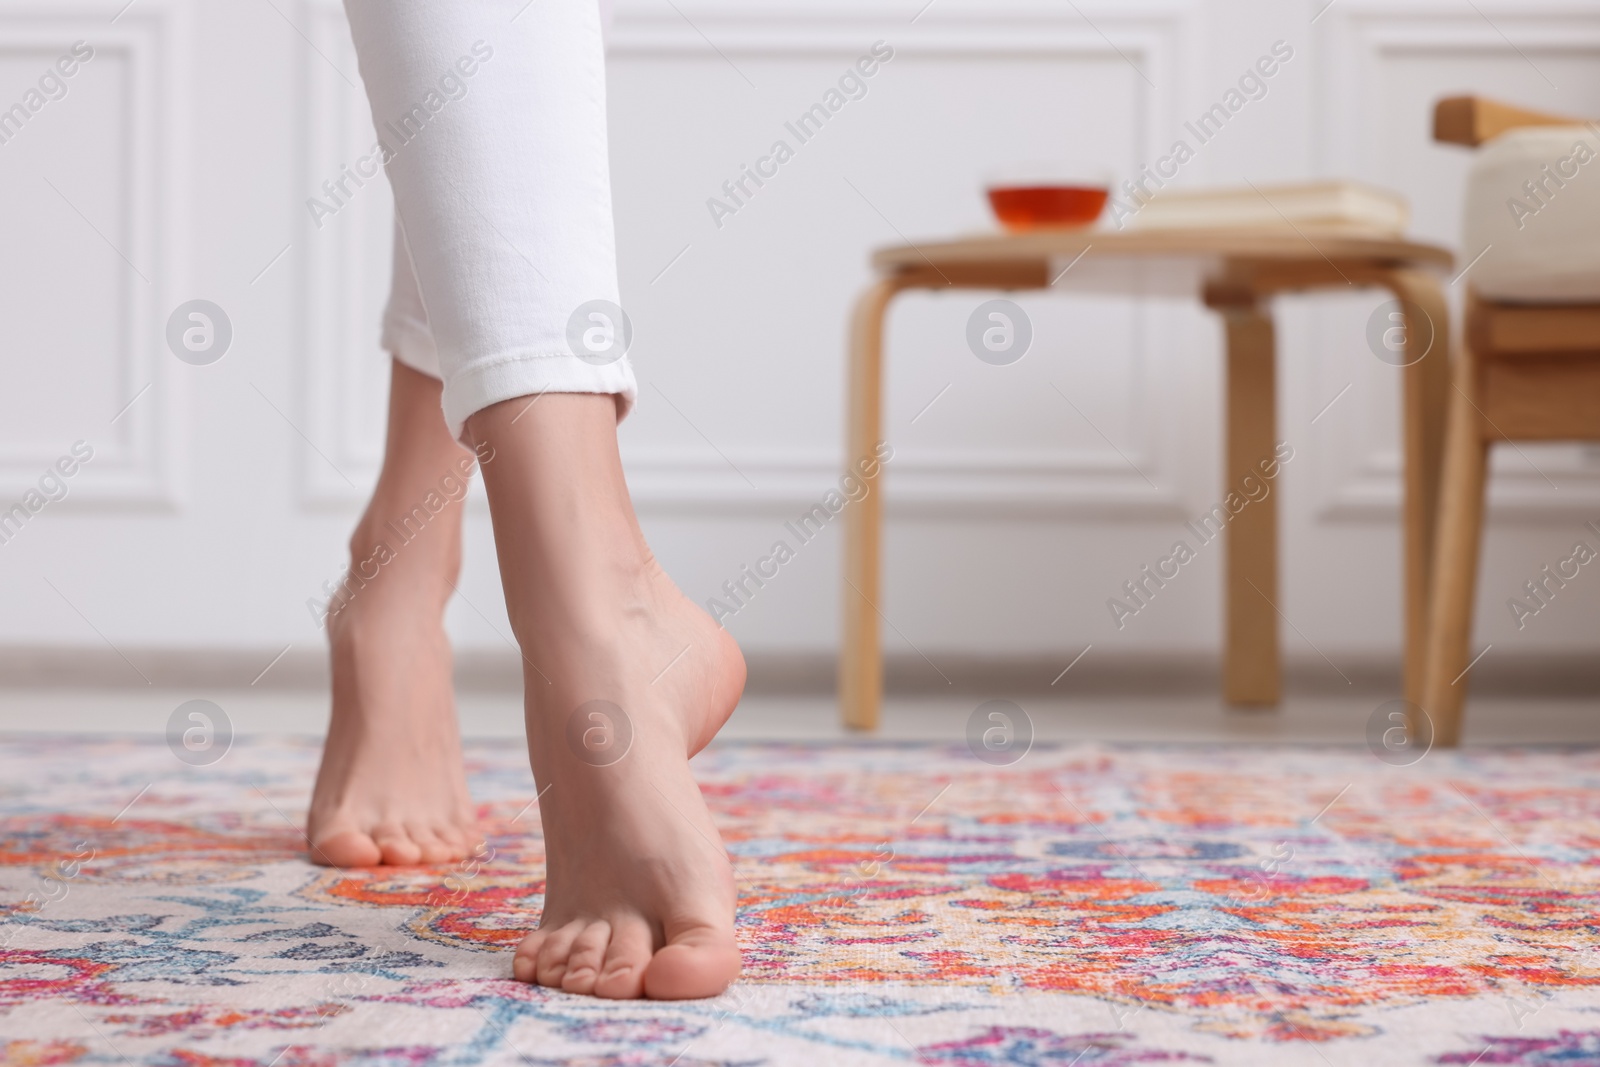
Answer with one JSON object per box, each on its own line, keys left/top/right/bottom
{"left": 469, "top": 394, "right": 745, "bottom": 1000}
{"left": 307, "top": 359, "right": 478, "bottom": 867}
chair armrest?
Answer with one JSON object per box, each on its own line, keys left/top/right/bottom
{"left": 1433, "top": 95, "right": 1584, "bottom": 147}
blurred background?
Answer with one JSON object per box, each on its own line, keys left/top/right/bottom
{"left": 2, "top": 0, "right": 1597, "bottom": 733}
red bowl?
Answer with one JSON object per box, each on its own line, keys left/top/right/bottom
{"left": 987, "top": 184, "right": 1109, "bottom": 231}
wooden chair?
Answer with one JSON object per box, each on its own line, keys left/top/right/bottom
{"left": 1422, "top": 96, "right": 1600, "bottom": 746}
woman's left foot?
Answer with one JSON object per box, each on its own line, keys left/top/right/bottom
{"left": 469, "top": 393, "right": 746, "bottom": 999}
{"left": 509, "top": 558, "right": 746, "bottom": 999}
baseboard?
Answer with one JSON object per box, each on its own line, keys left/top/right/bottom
{"left": 3, "top": 646, "right": 1597, "bottom": 698}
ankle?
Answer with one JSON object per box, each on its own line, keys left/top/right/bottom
{"left": 350, "top": 523, "right": 462, "bottom": 582}
{"left": 504, "top": 556, "right": 662, "bottom": 650}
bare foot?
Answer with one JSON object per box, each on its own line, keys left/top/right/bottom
{"left": 471, "top": 394, "right": 746, "bottom": 1000}
{"left": 512, "top": 566, "right": 745, "bottom": 999}
{"left": 306, "top": 572, "right": 477, "bottom": 867}
{"left": 306, "top": 360, "right": 479, "bottom": 868}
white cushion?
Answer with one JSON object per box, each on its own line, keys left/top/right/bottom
{"left": 1464, "top": 125, "right": 1600, "bottom": 304}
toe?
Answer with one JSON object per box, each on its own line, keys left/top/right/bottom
{"left": 512, "top": 929, "right": 545, "bottom": 983}
{"left": 409, "top": 826, "right": 456, "bottom": 866}
{"left": 372, "top": 825, "right": 423, "bottom": 866}
{"left": 559, "top": 921, "right": 612, "bottom": 996}
{"left": 644, "top": 925, "right": 741, "bottom": 1000}
{"left": 307, "top": 829, "right": 381, "bottom": 868}
{"left": 536, "top": 921, "right": 584, "bottom": 988}
{"left": 435, "top": 825, "right": 473, "bottom": 861}
{"left": 594, "top": 915, "right": 652, "bottom": 1000}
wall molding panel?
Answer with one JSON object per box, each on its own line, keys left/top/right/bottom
{"left": 298, "top": 0, "right": 390, "bottom": 508}
{"left": 0, "top": 2, "right": 189, "bottom": 508}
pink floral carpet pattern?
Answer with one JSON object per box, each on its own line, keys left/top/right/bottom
{"left": 3, "top": 736, "right": 1600, "bottom": 1065}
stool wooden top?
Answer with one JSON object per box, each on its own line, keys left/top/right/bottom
{"left": 872, "top": 227, "right": 1454, "bottom": 296}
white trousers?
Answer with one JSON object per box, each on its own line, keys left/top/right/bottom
{"left": 343, "top": 0, "right": 634, "bottom": 439}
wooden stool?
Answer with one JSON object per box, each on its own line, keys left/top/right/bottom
{"left": 840, "top": 229, "right": 1454, "bottom": 730}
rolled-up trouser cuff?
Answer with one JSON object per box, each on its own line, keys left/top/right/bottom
{"left": 440, "top": 351, "right": 638, "bottom": 439}
{"left": 384, "top": 314, "right": 442, "bottom": 381}
{"left": 348, "top": 0, "right": 632, "bottom": 442}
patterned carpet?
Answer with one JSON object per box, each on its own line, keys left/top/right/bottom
{"left": 3, "top": 735, "right": 1600, "bottom": 1065}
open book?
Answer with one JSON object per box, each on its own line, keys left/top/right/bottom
{"left": 1126, "top": 181, "right": 1409, "bottom": 235}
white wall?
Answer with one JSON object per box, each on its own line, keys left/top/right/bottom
{"left": 1, "top": 0, "right": 1598, "bottom": 678}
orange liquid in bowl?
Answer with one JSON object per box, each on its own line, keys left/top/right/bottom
{"left": 987, "top": 184, "right": 1109, "bottom": 231}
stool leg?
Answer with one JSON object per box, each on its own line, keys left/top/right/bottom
{"left": 1385, "top": 269, "right": 1451, "bottom": 710}
{"left": 1421, "top": 345, "right": 1489, "bottom": 748}
{"left": 840, "top": 279, "right": 900, "bottom": 731}
{"left": 1221, "top": 301, "right": 1281, "bottom": 706}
